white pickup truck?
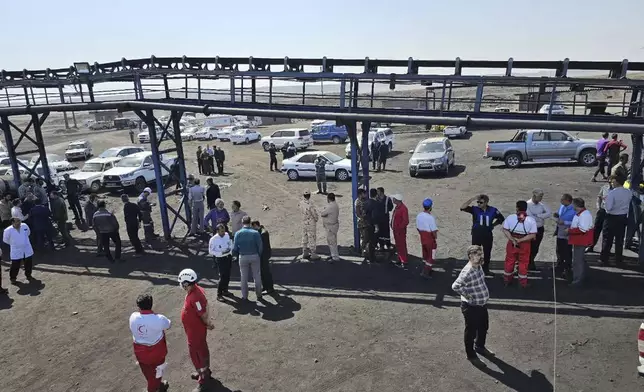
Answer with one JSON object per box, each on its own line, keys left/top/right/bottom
{"left": 69, "top": 157, "right": 121, "bottom": 193}
{"left": 102, "top": 151, "right": 176, "bottom": 193}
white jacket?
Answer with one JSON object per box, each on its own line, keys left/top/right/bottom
{"left": 209, "top": 233, "right": 233, "bottom": 257}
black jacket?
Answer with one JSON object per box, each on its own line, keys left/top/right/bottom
{"left": 259, "top": 227, "right": 272, "bottom": 260}
{"left": 66, "top": 179, "right": 83, "bottom": 197}
{"left": 123, "top": 202, "right": 142, "bottom": 226}
{"left": 363, "top": 198, "right": 381, "bottom": 225}
{"left": 206, "top": 184, "right": 221, "bottom": 207}
{"left": 215, "top": 149, "right": 225, "bottom": 162}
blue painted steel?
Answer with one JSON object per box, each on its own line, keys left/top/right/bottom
{"left": 0, "top": 115, "right": 21, "bottom": 190}
{"left": 360, "top": 122, "right": 370, "bottom": 191}
{"left": 144, "top": 109, "right": 172, "bottom": 239}
{"left": 474, "top": 82, "right": 484, "bottom": 113}
{"left": 339, "top": 80, "right": 346, "bottom": 108}
{"left": 170, "top": 111, "right": 191, "bottom": 232}
{"left": 546, "top": 84, "right": 558, "bottom": 121}
{"left": 348, "top": 122, "right": 360, "bottom": 251}
{"left": 32, "top": 113, "right": 53, "bottom": 186}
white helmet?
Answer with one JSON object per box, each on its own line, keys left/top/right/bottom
{"left": 178, "top": 268, "right": 198, "bottom": 285}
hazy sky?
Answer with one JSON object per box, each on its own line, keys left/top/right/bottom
{"left": 1, "top": 0, "right": 643, "bottom": 71}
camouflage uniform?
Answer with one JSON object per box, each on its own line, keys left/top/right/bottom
{"left": 355, "top": 197, "right": 369, "bottom": 255}
{"left": 299, "top": 198, "right": 319, "bottom": 258}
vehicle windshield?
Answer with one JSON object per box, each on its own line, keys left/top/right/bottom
{"left": 321, "top": 152, "right": 343, "bottom": 163}
{"left": 30, "top": 154, "right": 60, "bottom": 164}
{"left": 183, "top": 127, "right": 198, "bottom": 134}
{"left": 81, "top": 162, "right": 104, "bottom": 172}
{"left": 117, "top": 156, "right": 143, "bottom": 167}
{"left": 232, "top": 129, "right": 246, "bottom": 135}
{"left": 67, "top": 143, "right": 85, "bottom": 150}
{"left": 415, "top": 142, "right": 445, "bottom": 153}
{"left": 99, "top": 148, "right": 120, "bottom": 158}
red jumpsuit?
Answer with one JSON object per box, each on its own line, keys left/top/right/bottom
{"left": 391, "top": 202, "right": 409, "bottom": 264}
{"left": 130, "top": 310, "right": 170, "bottom": 392}
{"left": 503, "top": 213, "right": 537, "bottom": 287}
{"left": 416, "top": 211, "right": 438, "bottom": 273}
{"left": 133, "top": 337, "right": 168, "bottom": 392}
{"left": 181, "top": 284, "right": 211, "bottom": 385}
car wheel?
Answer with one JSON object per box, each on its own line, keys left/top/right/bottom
{"left": 245, "top": 138, "right": 249, "bottom": 144}
{"left": 287, "top": 169, "right": 299, "bottom": 181}
{"left": 335, "top": 169, "right": 349, "bottom": 181}
{"left": 332, "top": 136, "right": 342, "bottom": 144}
{"left": 134, "top": 177, "right": 147, "bottom": 193}
{"left": 90, "top": 180, "right": 101, "bottom": 193}
{"left": 504, "top": 152, "right": 522, "bottom": 168}
{"left": 444, "top": 164, "right": 450, "bottom": 176}
{"left": 262, "top": 142, "right": 270, "bottom": 151}
{"left": 409, "top": 169, "right": 417, "bottom": 177}
{"left": 388, "top": 142, "right": 393, "bottom": 151}
{"left": 579, "top": 149, "right": 597, "bottom": 167}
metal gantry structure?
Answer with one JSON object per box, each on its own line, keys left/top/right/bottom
{"left": 1, "top": 56, "right": 644, "bottom": 258}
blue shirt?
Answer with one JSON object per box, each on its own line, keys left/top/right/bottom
{"left": 556, "top": 204, "right": 575, "bottom": 239}
{"left": 233, "top": 227, "right": 263, "bottom": 256}
{"left": 203, "top": 208, "right": 230, "bottom": 229}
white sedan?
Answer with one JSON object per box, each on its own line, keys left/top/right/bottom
{"left": 230, "top": 129, "right": 261, "bottom": 145}
{"left": 194, "top": 127, "right": 218, "bottom": 141}
{"left": 216, "top": 125, "right": 242, "bottom": 141}
{"left": 443, "top": 126, "right": 467, "bottom": 138}
{"left": 281, "top": 151, "right": 353, "bottom": 181}
{"left": 30, "top": 153, "right": 76, "bottom": 172}
{"left": 180, "top": 126, "right": 200, "bottom": 141}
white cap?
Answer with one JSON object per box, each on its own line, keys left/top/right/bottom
{"left": 178, "top": 268, "right": 198, "bottom": 285}
{"left": 143, "top": 187, "right": 152, "bottom": 194}
{"left": 391, "top": 194, "right": 403, "bottom": 201}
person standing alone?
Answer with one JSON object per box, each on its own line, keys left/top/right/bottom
{"left": 268, "top": 143, "right": 278, "bottom": 171}
{"left": 320, "top": 192, "right": 340, "bottom": 262}
{"left": 416, "top": 198, "right": 438, "bottom": 278}
{"left": 3, "top": 217, "right": 35, "bottom": 285}
{"left": 390, "top": 194, "right": 409, "bottom": 268}
{"left": 315, "top": 155, "right": 327, "bottom": 194}
{"left": 592, "top": 132, "right": 609, "bottom": 182}
{"left": 460, "top": 194, "right": 505, "bottom": 277}
{"left": 189, "top": 178, "right": 206, "bottom": 236}
{"left": 129, "top": 294, "right": 171, "bottom": 392}
{"left": 299, "top": 191, "right": 320, "bottom": 260}
{"left": 452, "top": 245, "right": 494, "bottom": 367}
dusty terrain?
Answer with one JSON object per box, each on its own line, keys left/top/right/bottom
{"left": 0, "top": 122, "right": 643, "bottom": 392}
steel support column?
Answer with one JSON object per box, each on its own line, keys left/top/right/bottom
{"left": 346, "top": 120, "right": 360, "bottom": 251}
{"left": 170, "top": 111, "right": 191, "bottom": 233}
{"left": 143, "top": 109, "right": 171, "bottom": 239}
{"left": 0, "top": 115, "right": 21, "bottom": 189}
{"left": 32, "top": 113, "right": 53, "bottom": 186}
{"left": 360, "top": 121, "right": 370, "bottom": 191}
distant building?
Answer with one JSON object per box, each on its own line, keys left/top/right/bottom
{"left": 516, "top": 92, "right": 560, "bottom": 112}
{"left": 90, "top": 110, "right": 119, "bottom": 123}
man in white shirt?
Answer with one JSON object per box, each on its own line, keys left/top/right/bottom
{"left": 502, "top": 200, "right": 538, "bottom": 288}
{"left": 587, "top": 182, "right": 612, "bottom": 252}
{"left": 526, "top": 189, "right": 551, "bottom": 271}
{"left": 129, "top": 294, "right": 171, "bottom": 392}
{"left": 209, "top": 223, "right": 233, "bottom": 300}
{"left": 188, "top": 178, "right": 206, "bottom": 236}
{"left": 600, "top": 174, "right": 631, "bottom": 265}
{"left": 10, "top": 199, "right": 27, "bottom": 222}
{"left": 416, "top": 198, "right": 438, "bottom": 278}
{"left": 567, "top": 198, "right": 594, "bottom": 287}
{"left": 3, "top": 217, "right": 35, "bottom": 284}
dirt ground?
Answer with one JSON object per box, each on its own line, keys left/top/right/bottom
{"left": 0, "top": 122, "right": 643, "bottom": 392}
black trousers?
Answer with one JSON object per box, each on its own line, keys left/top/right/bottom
{"left": 366, "top": 224, "right": 377, "bottom": 261}
{"left": 216, "top": 255, "right": 232, "bottom": 295}
{"left": 260, "top": 256, "right": 274, "bottom": 292}
{"left": 217, "top": 160, "right": 224, "bottom": 174}
{"left": 592, "top": 208, "right": 606, "bottom": 248}
{"left": 461, "top": 302, "right": 488, "bottom": 359}
{"left": 126, "top": 223, "right": 144, "bottom": 253}
{"left": 270, "top": 157, "right": 278, "bottom": 171}
{"left": 529, "top": 226, "right": 545, "bottom": 268}
{"left": 556, "top": 238, "right": 573, "bottom": 270}
{"left": 593, "top": 156, "right": 607, "bottom": 179}
{"left": 10, "top": 256, "right": 33, "bottom": 280}
{"left": 100, "top": 231, "right": 122, "bottom": 261}
{"left": 197, "top": 159, "right": 203, "bottom": 175}
{"left": 472, "top": 231, "right": 493, "bottom": 272}
{"left": 378, "top": 158, "right": 387, "bottom": 171}
{"left": 34, "top": 228, "right": 55, "bottom": 250}
{"left": 600, "top": 213, "right": 628, "bottom": 263}
{"left": 68, "top": 196, "right": 84, "bottom": 221}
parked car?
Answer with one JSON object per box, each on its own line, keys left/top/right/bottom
{"left": 281, "top": 151, "right": 353, "bottom": 181}
{"left": 113, "top": 118, "right": 137, "bottom": 130}
{"left": 0, "top": 164, "right": 63, "bottom": 187}
{"left": 194, "top": 127, "right": 219, "bottom": 141}
{"left": 408, "top": 137, "right": 456, "bottom": 177}
{"left": 0, "top": 157, "right": 29, "bottom": 173}
{"left": 484, "top": 129, "right": 597, "bottom": 168}
{"left": 65, "top": 140, "right": 93, "bottom": 161}
{"left": 98, "top": 146, "right": 145, "bottom": 159}
{"left": 89, "top": 121, "right": 112, "bottom": 130}
{"left": 102, "top": 151, "right": 175, "bottom": 193}
{"left": 138, "top": 127, "right": 164, "bottom": 144}
{"left": 230, "top": 129, "right": 261, "bottom": 145}
{"left": 29, "top": 153, "right": 75, "bottom": 172}
{"left": 217, "top": 125, "right": 242, "bottom": 141}
{"left": 539, "top": 104, "right": 566, "bottom": 115}
{"left": 494, "top": 107, "right": 511, "bottom": 113}
{"left": 443, "top": 126, "right": 467, "bottom": 139}
{"left": 261, "top": 128, "right": 313, "bottom": 151}
{"left": 344, "top": 128, "right": 395, "bottom": 158}
{"left": 69, "top": 157, "right": 121, "bottom": 193}
{"left": 311, "top": 121, "right": 348, "bottom": 144}
{"left": 180, "top": 126, "right": 200, "bottom": 141}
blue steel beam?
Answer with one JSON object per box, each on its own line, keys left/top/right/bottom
{"left": 360, "top": 122, "right": 370, "bottom": 192}
{"left": 0, "top": 115, "right": 21, "bottom": 190}
{"left": 31, "top": 113, "right": 53, "bottom": 187}
{"left": 170, "top": 110, "right": 191, "bottom": 233}
{"left": 347, "top": 121, "right": 360, "bottom": 251}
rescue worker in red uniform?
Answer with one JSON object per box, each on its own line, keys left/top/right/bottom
{"left": 501, "top": 200, "right": 537, "bottom": 288}
{"left": 390, "top": 194, "right": 409, "bottom": 268}
{"left": 129, "top": 294, "right": 171, "bottom": 392}
{"left": 416, "top": 198, "right": 438, "bottom": 278}
{"left": 179, "top": 268, "right": 215, "bottom": 392}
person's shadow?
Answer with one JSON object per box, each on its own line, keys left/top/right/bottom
{"left": 477, "top": 355, "right": 554, "bottom": 392}
{"left": 15, "top": 279, "right": 45, "bottom": 296}
{"left": 210, "top": 377, "right": 242, "bottom": 392}
{"left": 227, "top": 292, "right": 301, "bottom": 321}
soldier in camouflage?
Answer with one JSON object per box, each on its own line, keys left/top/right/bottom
{"left": 354, "top": 188, "right": 369, "bottom": 256}
{"left": 299, "top": 191, "right": 320, "bottom": 260}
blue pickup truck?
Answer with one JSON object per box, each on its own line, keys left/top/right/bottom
{"left": 310, "top": 121, "right": 348, "bottom": 144}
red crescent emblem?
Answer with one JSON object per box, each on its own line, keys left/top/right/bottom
{"left": 137, "top": 325, "right": 147, "bottom": 334}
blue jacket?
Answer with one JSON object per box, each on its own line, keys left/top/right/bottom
{"left": 203, "top": 208, "right": 230, "bottom": 229}
{"left": 556, "top": 204, "right": 576, "bottom": 239}
{"left": 233, "top": 227, "right": 263, "bottom": 256}
{"left": 30, "top": 204, "right": 53, "bottom": 229}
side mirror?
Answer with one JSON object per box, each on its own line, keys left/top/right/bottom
{"left": 446, "top": 147, "right": 453, "bottom": 151}
{"left": 567, "top": 137, "right": 574, "bottom": 141}
{"left": 408, "top": 149, "right": 414, "bottom": 153}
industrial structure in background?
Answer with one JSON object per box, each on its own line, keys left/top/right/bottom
{"left": 0, "top": 56, "right": 644, "bottom": 261}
